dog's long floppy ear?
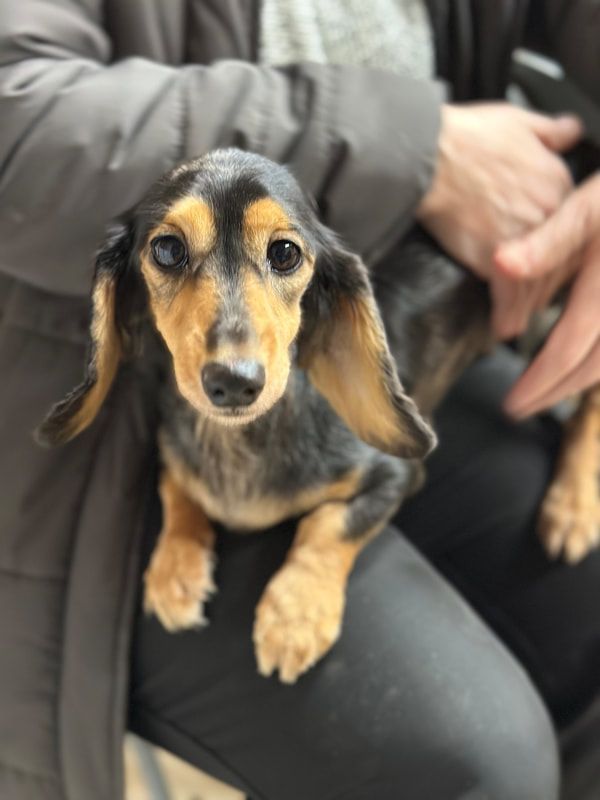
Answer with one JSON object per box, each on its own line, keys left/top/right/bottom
{"left": 36, "top": 217, "right": 137, "bottom": 446}
{"left": 298, "top": 230, "right": 436, "bottom": 459}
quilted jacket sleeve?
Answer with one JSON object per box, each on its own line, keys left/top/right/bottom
{"left": 0, "top": 0, "right": 443, "bottom": 296}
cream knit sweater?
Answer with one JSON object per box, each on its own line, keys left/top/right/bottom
{"left": 259, "top": 0, "right": 434, "bottom": 79}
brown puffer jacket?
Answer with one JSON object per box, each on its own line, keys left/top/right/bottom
{"left": 0, "top": 2, "right": 598, "bottom": 798}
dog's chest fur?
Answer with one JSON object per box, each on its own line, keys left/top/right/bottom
{"left": 159, "top": 369, "right": 371, "bottom": 531}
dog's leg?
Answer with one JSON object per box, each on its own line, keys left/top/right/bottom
{"left": 253, "top": 460, "right": 406, "bottom": 683}
{"left": 144, "top": 469, "right": 217, "bottom": 630}
{"left": 539, "top": 386, "right": 600, "bottom": 563}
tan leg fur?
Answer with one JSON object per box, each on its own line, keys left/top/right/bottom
{"left": 540, "top": 386, "right": 600, "bottom": 563}
{"left": 144, "top": 469, "right": 217, "bottom": 630}
{"left": 253, "top": 502, "right": 379, "bottom": 684}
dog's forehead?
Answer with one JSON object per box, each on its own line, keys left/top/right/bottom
{"left": 139, "top": 151, "right": 314, "bottom": 245}
{"left": 193, "top": 160, "right": 307, "bottom": 233}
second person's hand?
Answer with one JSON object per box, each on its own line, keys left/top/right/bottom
{"left": 495, "top": 173, "right": 600, "bottom": 419}
{"left": 417, "top": 103, "right": 582, "bottom": 278}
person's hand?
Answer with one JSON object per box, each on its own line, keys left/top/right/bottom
{"left": 488, "top": 253, "right": 574, "bottom": 342}
{"left": 494, "top": 172, "right": 600, "bottom": 418}
{"left": 417, "top": 103, "right": 582, "bottom": 278}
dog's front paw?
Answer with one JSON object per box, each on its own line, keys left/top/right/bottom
{"left": 539, "top": 476, "right": 600, "bottom": 564}
{"left": 253, "top": 562, "right": 345, "bottom": 684}
{"left": 144, "top": 538, "right": 216, "bottom": 631}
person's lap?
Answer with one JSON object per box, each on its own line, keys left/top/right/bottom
{"left": 130, "top": 527, "right": 558, "bottom": 800}
{"left": 129, "top": 349, "right": 599, "bottom": 799}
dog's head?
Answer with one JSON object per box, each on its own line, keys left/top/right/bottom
{"left": 37, "top": 149, "right": 434, "bottom": 458}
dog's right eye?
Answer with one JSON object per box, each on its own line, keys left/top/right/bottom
{"left": 151, "top": 236, "right": 188, "bottom": 270}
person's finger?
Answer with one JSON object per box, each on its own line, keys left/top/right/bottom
{"left": 527, "top": 155, "right": 573, "bottom": 215}
{"left": 491, "top": 271, "right": 548, "bottom": 341}
{"left": 495, "top": 202, "right": 586, "bottom": 281}
{"left": 507, "top": 278, "right": 537, "bottom": 338}
{"left": 504, "top": 245, "right": 600, "bottom": 416}
{"left": 535, "top": 257, "right": 577, "bottom": 311}
{"left": 521, "top": 111, "right": 583, "bottom": 152}
{"left": 490, "top": 274, "right": 517, "bottom": 340}
{"left": 491, "top": 274, "right": 532, "bottom": 340}
{"left": 496, "top": 173, "right": 600, "bottom": 281}
{"left": 507, "top": 337, "right": 600, "bottom": 419}
{"left": 529, "top": 274, "right": 552, "bottom": 313}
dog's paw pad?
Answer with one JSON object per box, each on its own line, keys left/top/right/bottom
{"left": 539, "top": 482, "right": 600, "bottom": 564}
{"left": 253, "top": 563, "right": 344, "bottom": 684}
{"left": 144, "top": 539, "right": 216, "bottom": 631}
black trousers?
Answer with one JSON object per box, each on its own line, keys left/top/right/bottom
{"left": 129, "top": 350, "right": 600, "bottom": 800}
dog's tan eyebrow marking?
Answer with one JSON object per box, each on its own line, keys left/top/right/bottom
{"left": 243, "top": 198, "right": 295, "bottom": 250}
{"left": 158, "top": 196, "right": 217, "bottom": 254}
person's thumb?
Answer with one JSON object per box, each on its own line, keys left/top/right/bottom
{"left": 495, "top": 192, "right": 588, "bottom": 280}
{"left": 524, "top": 112, "right": 583, "bottom": 152}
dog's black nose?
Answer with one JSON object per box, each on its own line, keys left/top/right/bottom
{"left": 201, "top": 361, "right": 265, "bottom": 408}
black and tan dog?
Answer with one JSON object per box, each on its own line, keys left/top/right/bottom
{"left": 37, "top": 149, "right": 436, "bottom": 683}
{"left": 37, "top": 148, "right": 599, "bottom": 683}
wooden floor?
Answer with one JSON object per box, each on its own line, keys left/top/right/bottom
{"left": 125, "top": 736, "right": 244, "bottom": 800}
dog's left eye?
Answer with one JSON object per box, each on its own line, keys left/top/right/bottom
{"left": 267, "top": 240, "right": 302, "bottom": 273}
{"left": 151, "top": 236, "right": 188, "bottom": 270}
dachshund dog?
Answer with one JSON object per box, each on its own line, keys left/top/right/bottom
{"left": 37, "top": 148, "right": 599, "bottom": 683}
{"left": 37, "top": 149, "right": 435, "bottom": 683}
